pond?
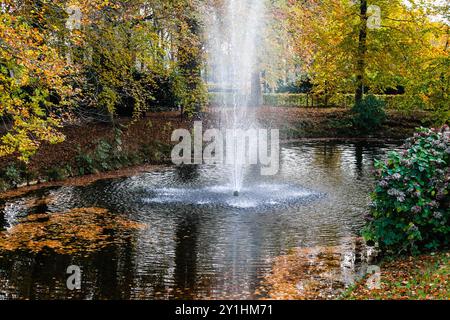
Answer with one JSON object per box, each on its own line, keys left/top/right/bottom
{"left": 0, "top": 141, "right": 400, "bottom": 300}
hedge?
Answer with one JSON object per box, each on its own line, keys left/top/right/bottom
{"left": 208, "top": 92, "right": 408, "bottom": 109}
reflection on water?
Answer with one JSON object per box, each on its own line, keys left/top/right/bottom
{"left": 0, "top": 141, "right": 400, "bottom": 300}
{"left": 257, "top": 237, "right": 379, "bottom": 300}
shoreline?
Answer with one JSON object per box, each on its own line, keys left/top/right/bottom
{"left": 0, "top": 135, "right": 404, "bottom": 198}
{"left": 0, "top": 107, "right": 424, "bottom": 195}
{"left": 0, "top": 164, "right": 166, "bottom": 199}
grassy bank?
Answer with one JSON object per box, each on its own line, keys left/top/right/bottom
{"left": 343, "top": 251, "right": 449, "bottom": 300}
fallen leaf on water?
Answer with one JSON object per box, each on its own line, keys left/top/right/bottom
{"left": 0, "top": 207, "right": 146, "bottom": 255}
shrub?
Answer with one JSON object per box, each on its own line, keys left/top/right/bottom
{"left": 363, "top": 126, "right": 450, "bottom": 254}
{"left": 0, "top": 179, "right": 10, "bottom": 192}
{"left": 75, "top": 147, "right": 96, "bottom": 176}
{"left": 3, "top": 163, "right": 28, "bottom": 186}
{"left": 46, "top": 167, "right": 69, "bottom": 181}
{"left": 4, "top": 164, "right": 22, "bottom": 185}
{"left": 352, "top": 95, "right": 386, "bottom": 131}
{"left": 94, "top": 140, "right": 113, "bottom": 171}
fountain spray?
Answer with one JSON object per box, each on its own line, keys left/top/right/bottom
{"left": 206, "top": 0, "right": 265, "bottom": 196}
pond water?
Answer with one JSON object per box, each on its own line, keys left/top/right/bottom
{"left": 0, "top": 141, "right": 400, "bottom": 300}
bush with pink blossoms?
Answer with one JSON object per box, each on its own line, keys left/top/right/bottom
{"left": 363, "top": 126, "right": 450, "bottom": 254}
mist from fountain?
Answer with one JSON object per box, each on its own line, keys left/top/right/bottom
{"left": 207, "top": 0, "right": 266, "bottom": 193}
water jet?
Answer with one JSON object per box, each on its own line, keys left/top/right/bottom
{"left": 206, "top": 0, "right": 265, "bottom": 192}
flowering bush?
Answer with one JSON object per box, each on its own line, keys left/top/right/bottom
{"left": 363, "top": 126, "right": 450, "bottom": 254}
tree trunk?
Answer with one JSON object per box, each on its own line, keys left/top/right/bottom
{"left": 355, "top": 0, "right": 368, "bottom": 105}
{"left": 178, "top": 13, "right": 203, "bottom": 116}
{"left": 250, "top": 71, "right": 262, "bottom": 107}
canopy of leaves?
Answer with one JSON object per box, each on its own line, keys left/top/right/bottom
{"left": 283, "top": 0, "right": 449, "bottom": 121}
{"left": 0, "top": 0, "right": 207, "bottom": 161}
{"left": 0, "top": 0, "right": 70, "bottom": 162}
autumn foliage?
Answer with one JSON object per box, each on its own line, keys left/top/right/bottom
{"left": 283, "top": 0, "right": 449, "bottom": 120}
{"left": 1, "top": 0, "right": 449, "bottom": 161}
{"left": 0, "top": 1, "right": 70, "bottom": 161}
{"left": 0, "top": 0, "right": 206, "bottom": 161}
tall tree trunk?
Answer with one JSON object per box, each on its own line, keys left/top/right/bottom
{"left": 355, "top": 0, "right": 368, "bottom": 104}
{"left": 251, "top": 70, "right": 262, "bottom": 107}
{"left": 178, "top": 13, "right": 203, "bottom": 117}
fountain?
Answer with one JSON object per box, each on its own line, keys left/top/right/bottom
{"left": 206, "top": 0, "right": 266, "bottom": 195}
{"left": 0, "top": 0, "right": 399, "bottom": 302}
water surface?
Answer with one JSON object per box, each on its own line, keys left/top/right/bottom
{"left": 0, "top": 141, "right": 400, "bottom": 299}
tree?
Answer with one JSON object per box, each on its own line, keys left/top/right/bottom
{"left": 175, "top": 0, "right": 206, "bottom": 117}
{"left": 261, "top": 0, "right": 300, "bottom": 93}
{"left": 0, "top": 0, "right": 71, "bottom": 162}
{"left": 355, "top": 0, "right": 368, "bottom": 104}
{"left": 0, "top": 0, "right": 208, "bottom": 162}
{"left": 68, "top": 0, "right": 206, "bottom": 118}
{"left": 283, "top": 0, "right": 449, "bottom": 121}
